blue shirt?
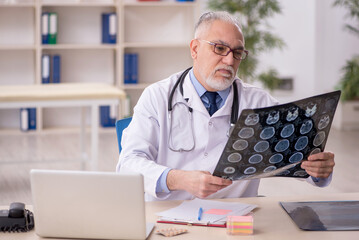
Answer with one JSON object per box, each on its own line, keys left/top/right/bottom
{"left": 155, "top": 69, "right": 231, "bottom": 193}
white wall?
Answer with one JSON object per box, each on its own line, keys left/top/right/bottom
{"left": 200, "top": 0, "right": 359, "bottom": 102}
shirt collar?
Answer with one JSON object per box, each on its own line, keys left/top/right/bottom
{"left": 189, "top": 69, "right": 231, "bottom": 103}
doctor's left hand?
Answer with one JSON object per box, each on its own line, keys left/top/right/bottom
{"left": 301, "top": 151, "right": 335, "bottom": 179}
{"left": 166, "top": 169, "right": 232, "bottom": 199}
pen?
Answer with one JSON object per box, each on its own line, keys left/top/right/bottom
{"left": 198, "top": 207, "right": 203, "bottom": 221}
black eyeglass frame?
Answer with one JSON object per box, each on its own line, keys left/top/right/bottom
{"left": 198, "top": 39, "right": 249, "bottom": 60}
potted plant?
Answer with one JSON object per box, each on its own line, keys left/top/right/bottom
{"left": 332, "top": 0, "right": 359, "bottom": 130}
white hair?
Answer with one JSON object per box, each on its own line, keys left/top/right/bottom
{"left": 194, "top": 11, "right": 243, "bottom": 38}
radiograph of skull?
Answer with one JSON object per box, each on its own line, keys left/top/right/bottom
{"left": 224, "top": 167, "right": 235, "bottom": 174}
{"left": 244, "top": 167, "right": 256, "bottom": 175}
{"left": 227, "top": 152, "right": 242, "bottom": 163}
{"left": 238, "top": 127, "right": 254, "bottom": 139}
{"left": 313, "top": 131, "right": 326, "bottom": 147}
{"left": 289, "top": 152, "right": 303, "bottom": 163}
{"left": 281, "top": 124, "right": 295, "bottom": 138}
{"left": 245, "top": 113, "right": 259, "bottom": 126}
{"left": 310, "top": 148, "right": 321, "bottom": 155}
{"left": 305, "top": 102, "right": 317, "bottom": 117}
{"left": 295, "top": 136, "right": 309, "bottom": 151}
{"left": 318, "top": 115, "right": 330, "bottom": 130}
{"left": 248, "top": 154, "right": 263, "bottom": 164}
{"left": 300, "top": 119, "right": 313, "bottom": 135}
{"left": 269, "top": 153, "right": 283, "bottom": 164}
{"left": 254, "top": 141, "right": 269, "bottom": 152}
{"left": 293, "top": 170, "right": 308, "bottom": 177}
{"left": 286, "top": 106, "right": 299, "bottom": 122}
{"left": 232, "top": 139, "right": 248, "bottom": 151}
{"left": 275, "top": 139, "right": 290, "bottom": 152}
{"left": 266, "top": 110, "right": 280, "bottom": 125}
{"left": 260, "top": 126, "right": 275, "bottom": 140}
{"left": 263, "top": 165, "right": 277, "bottom": 173}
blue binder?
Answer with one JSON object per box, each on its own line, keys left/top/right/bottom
{"left": 102, "top": 13, "right": 116, "bottom": 44}
{"left": 130, "top": 53, "right": 138, "bottom": 84}
{"left": 100, "top": 106, "right": 115, "bottom": 127}
{"left": 41, "top": 12, "right": 49, "bottom": 44}
{"left": 124, "top": 53, "right": 131, "bottom": 84}
{"left": 52, "top": 55, "right": 61, "bottom": 83}
{"left": 42, "top": 54, "right": 50, "bottom": 84}
{"left": 28, "top": 108, "right": 36, "bottom": 130}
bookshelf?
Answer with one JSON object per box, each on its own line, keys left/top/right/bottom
{"left": 0, "top": 0, "right": 199, "bottom": 131}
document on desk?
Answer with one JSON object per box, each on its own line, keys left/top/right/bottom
{"left": 156, "top": 198, "right": 257, "bottom": 227}
{"left": 213, "top": 90, "right": 341, "bottom": 181}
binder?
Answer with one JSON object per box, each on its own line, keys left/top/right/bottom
{"left": 42, "top": 54, "right": 50, "bottom": 84}
{"left": 102, "top": 13, "right": 116, "bottom": 44}
{"left": 124, "top": 53, "right": 131, "bottom": 84}
{"left": 51, "top": 55, "right": 61, "bottom": 83}
{"left": 20, "top": 108, "right": 29, "bottom": 131}
{"left": 28, "top": 108, "right": 37, "bottom": 130}
{"left": 130, "top": 53, "right": 138, "bottom": 84}
{"left": 100, "top": 106, "right": 115, "bottom": 127}
{"left": 41, "top": 12, "right": 49, "bottom": 44}
{"left": 48, "top": 12, "right": 58, "bottom": 44}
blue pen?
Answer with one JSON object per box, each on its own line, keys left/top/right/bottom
{"left": 198, "top": 207, "right": 203, "bottom": 221}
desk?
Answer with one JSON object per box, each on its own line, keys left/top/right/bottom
{"left": 1, "top": 192, "right": 358, "bottom": 240}
{"left": 0, "top": 83, "right": 126, "bottom": 170}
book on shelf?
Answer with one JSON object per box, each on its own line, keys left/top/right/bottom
{"left": 124, "top": 53, "right": 138, "bottom": 84}
{"left": 20, "top": 108, "right": 36, "bottom": 131}
{"left": 49, "top": 12, "right": 57, "bottom": 44}
{"left": 51, "top": 55, "right": 61, "bottom": 83}
{"left": 41, "top": 12, "right": 49, "bottom": 44}
{"left": 42, "top": 54, "right": 61, "bottom": 84}
{"left": 42, "top": 54, "right": 50, "bottom": 84}
{"left": 100, "top": 105, "right": 116, "bottom": 127}
{"left": 101, "top": 12, "right": 116, "bottom": 44}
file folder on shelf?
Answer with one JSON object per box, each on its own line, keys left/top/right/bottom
{"left": 20, "top": 108, "right": 29, "bottom": 131}
{"left": 51, "top": 55, "right": 61, "bottom": 83}
{"left": 102, "top": 13, "right": 116, "bottom": 44}
{"left": 48, "top": 12, "right": 58, "bottom": 44}
{"left": 130, "top": 53, "right": 138, "bottom": 84}
{"left": 100, "top": 106, "right": 116, "bottom": 127}
{"left": 28, "top": 108, "right": 36, "bottom": 130}
{"left": 41, "top": 12, "right": 49, "bottom": 44}
{"left": 42, "top": 54, "right": 50, "bottom": 84}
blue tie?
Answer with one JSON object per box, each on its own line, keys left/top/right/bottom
{"left": 204, "top": 91, "right": 219, "bottom": 116}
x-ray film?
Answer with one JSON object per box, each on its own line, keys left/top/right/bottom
{"left": 213, "top": 90, "right": 341, "bottom": 180}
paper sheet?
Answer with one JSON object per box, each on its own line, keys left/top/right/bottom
{"left": 156, "top": 198, "right": 257, "bottom": 224}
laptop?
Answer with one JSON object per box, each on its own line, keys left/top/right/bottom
{"left": 30, "top": 169, "right": 154, "bottom": 239}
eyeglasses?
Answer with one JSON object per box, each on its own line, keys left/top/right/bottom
{"left": 198, "top": 39, "right": 249, "bottom": 60}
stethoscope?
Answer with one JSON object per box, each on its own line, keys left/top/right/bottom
{"left": 167, "top": 67, "right": 239, "bottom": 152}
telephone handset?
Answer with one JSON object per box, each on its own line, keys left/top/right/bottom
{"left": 0, "top": 202, "right": 34, "bottom": 232}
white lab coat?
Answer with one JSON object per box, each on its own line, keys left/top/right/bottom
{"left": 116, "top": 70, "right": 330, "bottom": 201}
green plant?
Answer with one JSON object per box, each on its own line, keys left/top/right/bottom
{"left": 333, "top": 0, "right": 359, "bottom": 101}
{"left": 333, "top": 0, "right": 359, "bottom": 36}
{"left": 257, "top": 68, "right": 281, "bottom": 91}
{"left": 207, "top": 0, "right": 285, "bottom": 86}
{"left": 337, "top": 56, "right": 359, "bottom": 101}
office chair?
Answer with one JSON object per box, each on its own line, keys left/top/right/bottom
{"left": 115, "top": 117, "right": 132, "bottom": 153}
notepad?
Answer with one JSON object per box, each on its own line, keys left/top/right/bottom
{"left": 156, "top": 198, "right": 257, "bottom": 227}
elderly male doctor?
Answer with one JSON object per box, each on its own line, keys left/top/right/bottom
{"left": 116, "top": 11, "right": 335, "bottom": 201}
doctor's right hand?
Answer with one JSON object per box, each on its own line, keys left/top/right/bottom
{"left": 166, "top": 169, "right": 232, "bottom": 199}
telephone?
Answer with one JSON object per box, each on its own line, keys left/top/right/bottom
{"left": 0, "top": 202, "right": 34, "bottom": 232}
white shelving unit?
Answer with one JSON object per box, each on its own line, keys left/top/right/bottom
{"left": 0, "top": 0, "right": 199, "bottom": 131}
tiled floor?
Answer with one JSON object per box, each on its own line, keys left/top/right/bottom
{"left": 1, "top": 128, "right": 358, "bottom": 205}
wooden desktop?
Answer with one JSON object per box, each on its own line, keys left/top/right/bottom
{"left": 1, "top": 192, "right": 358, "bottom": 240}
